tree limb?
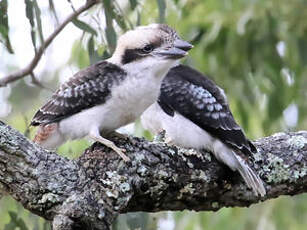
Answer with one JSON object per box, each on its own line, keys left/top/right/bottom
{"left": 0, "top": 121, "right": 306, "bottom": 230}
{"left": 0, "top": 0, "right": 100, "bottom": 88}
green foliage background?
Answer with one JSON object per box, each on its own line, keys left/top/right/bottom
{"left": 0, "top": 0, "right": 307, "bottom": 229}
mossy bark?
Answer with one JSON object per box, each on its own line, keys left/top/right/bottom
{"left": 0, "top": 121, "right": 306, "bottom": 230}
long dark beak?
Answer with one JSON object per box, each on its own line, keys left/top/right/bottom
{"left": 154, "top": 39, "right": 193, "bottom": 59}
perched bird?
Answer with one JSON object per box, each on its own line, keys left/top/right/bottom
{"left": 141, "top": 65, "right": 266, "bottom": 196}
{"left": 31, "top": 24, "right": 193, "bottom": 162}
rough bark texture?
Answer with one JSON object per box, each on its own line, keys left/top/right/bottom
{"left": 0, "top": 121, "right": 306, "bottom": 230}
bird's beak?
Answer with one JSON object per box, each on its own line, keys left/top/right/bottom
{"left": 173, "top": 39, "right": 193, "bottom": 51}
{"left": 154, "top": 39, "right": 193, "bottom": 59}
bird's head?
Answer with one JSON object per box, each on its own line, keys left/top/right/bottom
{"left": 109, "top": 24, "right": 193, "bottom": 75}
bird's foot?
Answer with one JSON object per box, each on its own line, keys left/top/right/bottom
{"left": 89, "top": 133, "right": 130, "bottom": 162}
{"left": 112, "top": 145, "right": 130, "bottom": 162}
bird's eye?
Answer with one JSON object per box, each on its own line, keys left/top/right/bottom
{"left": 142, "top": 44, "right": 154, "bottom": 53}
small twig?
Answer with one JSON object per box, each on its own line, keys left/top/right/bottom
{"left": 91, "top": 10, "right": 108, "bottom": 46}
{"left": 48, "top": 0, "right": 60, "bottom": 25}
{"left": 0, "top": 0, "right": 100, "bottom": 88}
{"left": 114, "top": 0, "right": 134, "bottom": 29}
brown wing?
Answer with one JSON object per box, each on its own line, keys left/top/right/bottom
{"left": 31, "top": 61, "right": 126, "bottom": 126}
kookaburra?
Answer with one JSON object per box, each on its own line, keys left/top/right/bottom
{"left": 141, "top": 65, "right": 266, "bottom": 196}
{"left": 31, "top": 24, "right": 192, "bottom": 162}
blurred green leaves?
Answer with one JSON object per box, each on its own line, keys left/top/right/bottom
{"left": 129, "top": 0, "right": 137, "bottom": 10}
{"left": 33, "top": 0, "right": 44, "bottom": 45}
{"left": 24, "top": 0, "right": 36, "bottom": 51}
{"left": 113, "top": 212, "right": 159, "bottom": 230}
{"left": 157, "top": 0, "right": 166, "bottom": 23}
{"left": 48, "top": 0, "right": 58, "bottom": 23}
{"left": 103, "top": 0, "right": 117, "bottom": 53}
{"left": 87, "top": 36, "right": 100, "bottom": 64}
{"left": 0, "top": 0, "right": 13, "bottom": 53}
{"left": 176, "top": 0, "right": 307, "bottom": 136}
{"left": 4, "top": 212, "right": 28, "bottom": 230}
{"left": 0, "top": 196, "right": 51, "bottom": 230}
{"left": 24, "top": 0, "right": 44, "bottom": 52}
{"left": 72, "top": 19, "right": 97, "bottom": 36}
{"left": 173, "top": 195, "right": 307, "bottom": 230}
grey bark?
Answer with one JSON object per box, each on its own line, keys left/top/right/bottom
{"left": 0, "top": 121, "right": 306, "bottom": 230}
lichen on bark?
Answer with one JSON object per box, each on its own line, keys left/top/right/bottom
{"left": 0, "top": 121, "right": 306, "bottom": 230}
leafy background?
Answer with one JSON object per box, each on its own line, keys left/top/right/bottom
{"left": 0, "top": 0, "right": 307, "bottom": 229}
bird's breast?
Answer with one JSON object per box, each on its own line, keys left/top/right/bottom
{"left": 58, "top": 69, "right": 166, "bottom": 137}
{"left": 110, "top": 73, "right": 163, "bottom": 120}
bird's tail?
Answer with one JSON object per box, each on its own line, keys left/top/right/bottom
{"left": 232, "top": 151, "right": 266, "bottom": 197}
{"left": 33, "top": 123, "right": 64, "bottom": 150}
{"left": 213, "top": 142, "right": 266, "bottom": 196}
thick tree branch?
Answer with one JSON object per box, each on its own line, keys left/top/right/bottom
{"left": 0, "top": 121, "right": 306, "bottom": 230}
{"left": 0, "top": 0, "right": 99, "bottom": 88}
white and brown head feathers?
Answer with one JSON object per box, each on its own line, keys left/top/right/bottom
{"left": 109, "top": 24, "right": 192, "bottom": 65}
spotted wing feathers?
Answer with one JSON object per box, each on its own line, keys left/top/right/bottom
{"left": 158, "top": 65, "right": 256, "bottom": 156}
{"left": 31, "top": 61, "right": 126, "bottom": 126}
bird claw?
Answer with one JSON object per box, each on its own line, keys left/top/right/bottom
{"left": 120, "top": 148, "right": 126, "bottom": 152}
{"left": 114, "top": 146, "right": 130, "bottom": 162}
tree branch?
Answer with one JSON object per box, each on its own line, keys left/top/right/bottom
{"left": 0, "top": 121, "right": 306, "bottom": 230}
{"left": 0, "top": 0, "right": 100, "bottom": 88}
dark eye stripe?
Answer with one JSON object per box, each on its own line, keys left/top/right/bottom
{"left": 121, "top": 38, "right": 163, "bottom": 65}
{"left": 121, "top": 48, "right": 144, "bottom": 64}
